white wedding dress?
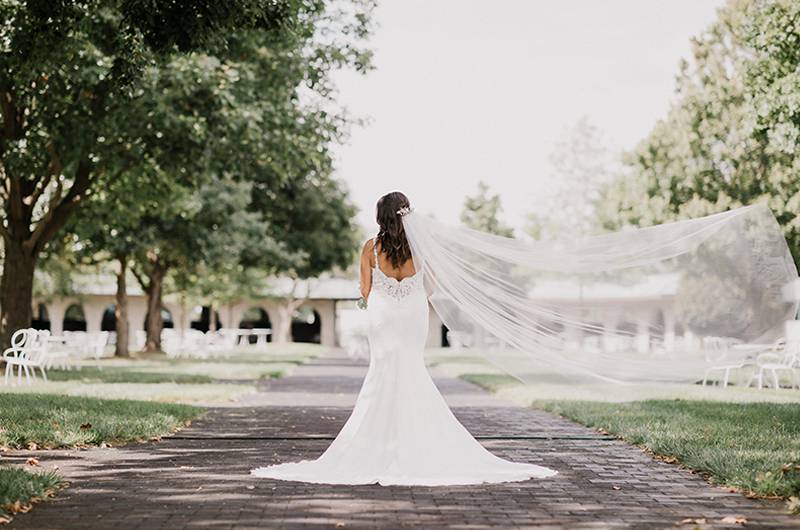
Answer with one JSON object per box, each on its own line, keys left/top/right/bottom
{"left": 250, "top": 244, "right": 557, "bottom": 486}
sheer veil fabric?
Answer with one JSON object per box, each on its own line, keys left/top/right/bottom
{"left": 251, "top": 241, "right": 558, "bottom": 485}
{"left": 251, "top": 202, "right": 796, "bottom": 485}
{"left": 402, "top": 203, "right": 798, "bottom": 384}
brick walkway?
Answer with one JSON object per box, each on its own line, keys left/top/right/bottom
{"left": 7, "top": 353, "right": 800, "bottom": 529}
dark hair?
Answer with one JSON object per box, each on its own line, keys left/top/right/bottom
{"left": 375, "top": 191, "right": 412, "bottom": 269}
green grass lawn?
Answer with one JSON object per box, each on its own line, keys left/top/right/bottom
{"left": 537, "top": 400, "right": 800, "bottom": 513}
{"left": 0, "top": 343, "right": 321, "bottom": 522}
{"left": 0, "top": 393, "right": 199, "bottom": 523}
{"left": 46, "top": 367, "right": 214, "bottom": 384}
{"left": 0, "top": 394, "right": 200, "bottom": 449}
{"left": 0, "top": 343, "right": 323, "bottom": 404}
{"left": 0, "top": 466, "right": 64, "bottom": 523}
{"left": 430, "top": 348, "right": 800, "bottom": 513}
{"left": 0, "top": 343, "right": 324, "bottom": 443}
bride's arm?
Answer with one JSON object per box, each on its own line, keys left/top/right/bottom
{"left": 359, "top": 238, "right": 374, "bottom": 301}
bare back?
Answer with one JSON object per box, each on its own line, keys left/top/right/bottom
{"left": 359, "top": 238, "right": 417, "bottom": 301}
{"left": 373, "top": 239, "right": 416, "bottom": 281}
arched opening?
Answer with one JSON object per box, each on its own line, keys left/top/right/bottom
{"left": 64, "top": 303, "right": 87, "bottom": 331}
{"left": 101, "top": 304, "right": 117, "bottom": 331}
{"left": 614, "top": 319, "right": 638, "bottom": 353}
{"left": 190, "top": 306, "right": 221, "bottom": 332}
{"left": 441, "top": 324, "right": 450, "bottom": 347}
{"left": 654, "top": 310, "right": 665, "bottom": 331}
{"left": 291, "top": 307, "right": 321, "bottom": 344}
{"left": 239, "top": 307, "right": 272, "bottom": 343}
{"left": 31, "top": 303, "right": 50, "bottom": 331}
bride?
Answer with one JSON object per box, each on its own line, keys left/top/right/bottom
{"left": 252, "top": 190, "right": 796, "bottom": 484}
{"left": 251, "top": 191, "right": 558, "bottom": 485}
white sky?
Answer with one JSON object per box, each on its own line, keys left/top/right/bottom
{"left": 330, "top": 0, "right": 725, "bottom": 234}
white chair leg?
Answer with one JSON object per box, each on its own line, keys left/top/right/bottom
{"left": 23, "top": 364, "right": 31, "bottom": 385}
{"left": 3, "top": 363, "right": 9, "bottom": 385}
{"left": 771, "top": 369, "right": 780, "bottom": 390}
{"left": 757, "top": 370, "right": 764, "bottom": 390}
{"left": 723, "top": 368, "right": 731, "bottom": 388}
{"left": 16, "top": 364, "right": 22, "bottom": 385}
{"left": 39, "top": 366, "right": 47, "bottom": 382}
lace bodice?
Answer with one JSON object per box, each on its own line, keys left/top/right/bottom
{"left": 252, "top": 234, "right": 557, "bottom": 486}
{"left": 372, "top": 240, "right": 423, "bottom": 300}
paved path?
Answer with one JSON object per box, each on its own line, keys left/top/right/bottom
{"left": 7, "top": 352, "right": 800, "bottom": 529}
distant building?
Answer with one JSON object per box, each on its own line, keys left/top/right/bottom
{"left": 32, "top": 275, "right": 361, "bottom": 348}
{"left": 30, "top": 273, "right": 700, "bottom": 352}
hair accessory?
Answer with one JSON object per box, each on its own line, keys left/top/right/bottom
{"left": 396, "top": 206, "right": 413, "bottom": 217}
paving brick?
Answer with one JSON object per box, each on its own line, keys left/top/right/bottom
{"left": 5, "top": 353, "right": 800, "bottom": 529}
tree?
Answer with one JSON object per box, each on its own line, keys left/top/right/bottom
{"left": 461, "top": 181, "right": 514, "bottom": 237}
{"left": 253, "top": 175, "right": 359, "bottom": 343}
{"left": 133, "top": 178, "right": 267, "bottom": 351}
{"left": 527, "top": 118, "right": 616, "bottom": 240}
{"left": 594, "top": 0, "right": 800, "bottom": 335}
{"left": 78, "top": 2, "right": 368, "bottom": 350}
{"left": 122, "top": 3, "right": 371, "bottom": 350}
{"left": 0, "top": 0, "right": 305, "bottom": 345}
{"left": 68, "top": 164, "right": 207, "bottom": 355}
{"left": 598, "top": 0, "right": 800, "bottom": 265}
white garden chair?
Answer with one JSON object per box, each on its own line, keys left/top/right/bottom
{"left": 90, "top": 331, "right": 109, "bottom": 360}
{"left": 161, "top": 329, "right": 183, "bottom": 357}
{"left": 747, "top": 323, "right": 800, "bottom": 390}
{"left": 3, "top": 328, "right": 49, "bottom": 385}
{"left": 43, "top": 331, "right": 108, "bottom": 368}
{"left": 62, "top": 331, "right": 90, "bottom": 361}
{"left": 44, "top": 334, "right": 76, "bottom": 370}
{"left": 749, "top": 348, "right": 799, "bottom": 390}
{"left": 162, "top": 329, "right": 218, "bottom": 358}
{"left": 183, "top": 329, "right": 209, "bottom": 358}
{"left": 217, "top": 329, "right": 240, "bottom": 349}
{"left": 701, "top": 336, "right": 747, "bottom": 387}
{"left": 205, "top": 330, "right": 231, "bottom": 357}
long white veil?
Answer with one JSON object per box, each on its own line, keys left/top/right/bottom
{"left": 403, "top": 203, "right": 798, "bottom": 383}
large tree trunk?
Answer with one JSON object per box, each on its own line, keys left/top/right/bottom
{"left": 0, "top": 239, "right": 36, "bottom": 346}
{"left": 114, "top": 255, "right": 130, "bottom": 357}
{"left": 274, "top": 298, "right": 303, "bottom": 344}
{"left": 273, "top": 280, "right": 311, "bottom": 344}
{"left": 0, "top": 90, "right": 94, "bottom": 348}
{"left": 144, "top": 264, "right": 166, "bottom": 352}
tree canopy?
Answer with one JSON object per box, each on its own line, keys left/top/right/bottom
{"left": 1, "top": 0, "right": 374, "bottom": 346}
{"left": 598, "top": 0, "right": 800, "bottom": 263}
{"left": 461, "top": 181, "right": 514, "bottom": 237}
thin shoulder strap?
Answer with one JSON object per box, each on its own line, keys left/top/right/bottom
{"left": 372, "top": 237, "right": 379, "bottom": 267}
